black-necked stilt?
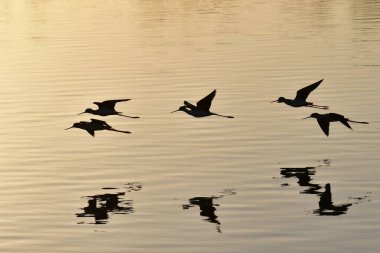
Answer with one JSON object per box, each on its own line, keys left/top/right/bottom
{"left": 78, "top": 99, "right": 140, "bottom": 118}
{"left": 171, "top": 89, "right": 234, "bottom": 118}
{"left": 303, "top": 112, "right": 369, "bottom": 136}
{"left": 271, "top": 79, "right": 329, "bottom": 109}
{"left": 65, "top": 118, "right": 131, "bottom": 137}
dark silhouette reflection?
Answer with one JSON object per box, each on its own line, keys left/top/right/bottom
{"left": 80, "top": 198, "right": 109, "bottom": 224}
{"left": 183, "top": 196, "right": 221, "bottom": 232}
{"left": 278, "top": 161, "right": 370, "bottom": 216}
{"left": 77, "top": 182, "right": 142, "bottom": 224}
{"left": 280, "top": 167, "right": 322, "bottom": 195}
{"left": 314, "top": 184, "right": 352, "bottom": 216}
{"left": 182, "top": 189, "right": 236, "bottom": 233}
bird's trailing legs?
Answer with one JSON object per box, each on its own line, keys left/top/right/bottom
{"left": 108, "top": 128, "right": 131, "bottom": 134}
{"left": 346, "top": 119, "right": 369, "bottom": 125}
{"left": 307, "top": 104, "right": 329, "bottom": 110}
{"left": 118, "top": 113, "right": 140, "bottom": 119}
{"left": 211, "top": 113, "right": 234, "bottom": 118}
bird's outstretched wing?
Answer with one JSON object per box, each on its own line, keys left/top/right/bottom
{"left": 94, "top": 99, "right": 131, "bottom": 110}
{"left": 90, "top": 118, "right": 110, "bottom": 127}
{"left": 295, "top": 79, "right": 323, "bottom": 101}
{"left": 183, "top": 101, "right": 197, "bottom": 110}
{"left": 85, "top": 129, "right": 95, "bottom": 137}
{"left": 317, "top": 118, "right": 330, "bottom": 136}
{"left": 196, "top": 90, "right": 216, "bottom": 111}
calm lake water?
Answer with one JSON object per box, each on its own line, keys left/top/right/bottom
{"left": 1, "top": 0, "right": 379, "bottom": 252}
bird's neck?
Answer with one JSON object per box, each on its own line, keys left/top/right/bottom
{"left": 182, "top": 107, "right": 193, "bottom": 114}
{"left": 282, "top": 98, "right": 293, "bottom": 104}
{"left": 284, "top": 98, "right": 300, "bottom": 105}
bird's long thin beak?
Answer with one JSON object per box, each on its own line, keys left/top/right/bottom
{"left": 65, "top": 126, "right": 73, "bottom": 130}
{"left": 270, "top": 100, "right": 278, "bottom": 103}
{"left": 302, "top": 116, "right": 312, "bottom": 120}
{"left": 170, "top": 109, "right": 179, "bottom": 113}
{"left": 77, "top": 112, "right": 85, "bottom": 115}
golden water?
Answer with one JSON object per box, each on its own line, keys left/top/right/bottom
{"left": 0, "top": 1, "right": 379, "bottom": 252}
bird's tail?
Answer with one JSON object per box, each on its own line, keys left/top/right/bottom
{"left": 348, "top": 120, "right": 369, "bottom": 124}
{"left": 109, "top": 128, "right": 132, "bottom": 134}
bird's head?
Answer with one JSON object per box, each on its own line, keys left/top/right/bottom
{"left": 77, "top": 108, "right": 93, "bottom": 115}
{"left": 171, "top": 106, "right": 187, "bottom": 113}
{"left": 302, "top": 113, "right": 320, "bottom": 119}
{"left": 65, "top": 122, "right": 81, "bottom": 130}
{"left": 271, "top": 97, "right": 286, "bottom": 103}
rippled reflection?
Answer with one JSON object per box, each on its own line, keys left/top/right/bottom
{"left": 314, "top": 183, "right": 352, "bottom": 216}
{"left": 76, "top": 182, "right": 142, "bottom": 224}
{"left": 0, "top": 0, "right": 379, "bottom": 251}
{"left": 278, "top": 161, "right": 370, "bottom": 216}
{"left": 280, "top": 166, "right": 322, "bottom": 195}
{"left": 182, "top": 189, "right": 236, "bottom": 233}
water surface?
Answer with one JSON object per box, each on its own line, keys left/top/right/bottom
{"left": 0, "top": 1, "right": 379, "bottom": 252}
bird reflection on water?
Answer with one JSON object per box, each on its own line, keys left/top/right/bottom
{"left": 81, "top": 198, "right": 108, "bottom": 224}
{"left": 183, "top": 196, "right": 221, "bottom": 233}
{"left": 280, "top": 167, "right": 322, "bottom": 195}
{"left": 314, "top": 183, "right": 352, "bottom": 216}
{"left": 278, "top": 161, "right": 370, "bottom": 216}
{"left": 182, "top": 189, "right": 236, "bottom": 233}
{"left": 76, "top": 182, "right": 142, "bottom": 224}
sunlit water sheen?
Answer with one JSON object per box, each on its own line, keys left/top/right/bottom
{"left": 0, "top": 0, "right": 379, "bottom": 252}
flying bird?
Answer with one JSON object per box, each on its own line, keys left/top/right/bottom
{"left": 171, "top": 90, "right": 234, "bottom": 118}
{"left": 78, "top": 99, "right": 139, "bottom": 118}
{"left": 303, "top": 113, "right": 369, "bottom": 136}
{"left": 65, "top": 119, "right": 131, "bottom": 137}
{"left": 271, "top": 79, "right": 329, "bottom": 109}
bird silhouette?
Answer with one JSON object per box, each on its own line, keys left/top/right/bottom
{"left": 271, "top": 79, "right": 329, "bottom": 109}
{"left": 171, "top": 90, "right": 234, "bottom": 118}
{"left": 303, "top": 113, "right": 369, "bottom": 136}
{"left": 78, "top": 99, "right": 139, "bottom": 118}
{"left": 65, "top": 118, "right": 131, "bottom": 137}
